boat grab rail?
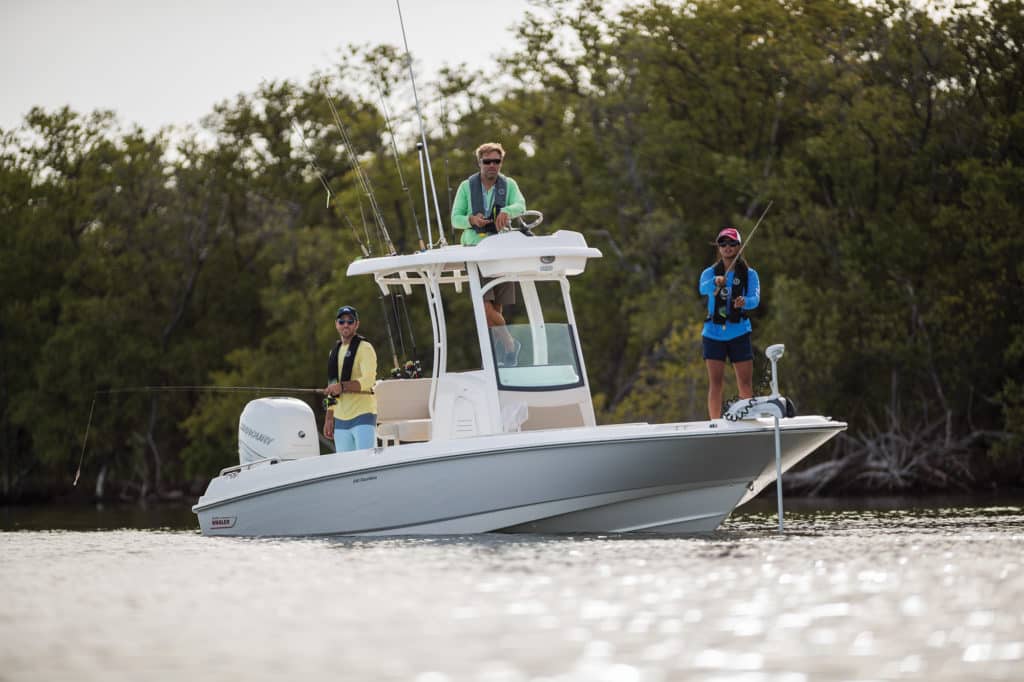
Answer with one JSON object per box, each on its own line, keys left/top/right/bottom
{"left": 219, "top": 457, "right": 292, "bottom": 477}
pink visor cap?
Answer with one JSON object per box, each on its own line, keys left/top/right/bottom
{"left": 717, "top": 227, "right": 741, "bottom": 243}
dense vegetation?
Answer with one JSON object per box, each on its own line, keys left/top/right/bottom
{"left": 2, "top": 0, "right": 1021, "bottom": 502}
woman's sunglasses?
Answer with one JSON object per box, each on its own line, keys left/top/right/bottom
{"left": 717, "top": 240, "right": 740, "bottom": 247}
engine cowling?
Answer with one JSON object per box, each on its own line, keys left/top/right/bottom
{"left": 238, "top": 397, "right": 319, "bottom": 464}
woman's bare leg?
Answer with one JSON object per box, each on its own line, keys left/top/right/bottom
{"left": 705, "top": 359, "right": 726, "bottom": 419}
{"left": 734, "top": 359, "right": 754, "bottom": 398}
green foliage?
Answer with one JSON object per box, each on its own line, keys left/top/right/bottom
{"left": 2, "top": 0, "right": 1022, "bottom": 499}
{"left": 603, "top": 321, "right": 714, "bottom": 424}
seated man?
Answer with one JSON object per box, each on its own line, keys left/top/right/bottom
{"left": 450, "top": 142, "right": 527, "bottom": 365}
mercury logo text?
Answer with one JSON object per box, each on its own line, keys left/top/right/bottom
{"left": 240, "top": 422, "right": 275, "bottom": 446}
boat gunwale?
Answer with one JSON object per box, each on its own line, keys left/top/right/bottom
{"left": 192, "top": 419, "right": 846, "bottom": 513}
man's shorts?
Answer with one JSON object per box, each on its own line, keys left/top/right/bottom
{"left": 482, "top": 279, "right": 516, "bottom": 306}
{"left": 702, "top": 333, "right": 753, "bottom": 363}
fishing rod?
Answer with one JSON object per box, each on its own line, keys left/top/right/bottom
{"left": 291, "top": 118, "right": 371, "bottom": 258}
{"left": 357, "top": 201, "right": 376, "bottom": 256}
{"left": 732, "top": 200, "right": 772, "bottom": 266}
{"left": 715, "top": 200, "right": 773, "bottom": 301}
{"left": 376, "top": 79, "right": 426, "bottom": 252}
{"left": 395, "top": 293, "right": 419, "bottom": 362}
{"left": 396, "top": 0, "right": 446, "bottom": 247}
{"left": 324, "top": 94, "right": 398, "bottom": 256}
{"left": 416, "top": 142, "right": 431, "bottom": 242}
{"left": 378, "top": 294, "right": 402, "bottom": 372}
{"left": 391, "top": 295, "right": 408, "bottom": 360}
{"left": 317, "top": 96, "right": 408, "bottom": 377}
{"left": 440, "top": 95, "right": 454, "bottom": 243}
{"left": 73, "top": 384, "right": 374, "bottom": 486}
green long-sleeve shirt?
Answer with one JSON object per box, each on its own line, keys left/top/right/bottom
{"left": 450, "top": 174, "right": 527, "bottom": 245}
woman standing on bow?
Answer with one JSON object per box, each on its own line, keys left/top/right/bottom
{"left": 699, "top": 227, "right": 761, "bottom": 419}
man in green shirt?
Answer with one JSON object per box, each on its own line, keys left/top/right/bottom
{"left": 450, "top": 142, "right": 527, "bottom": 365}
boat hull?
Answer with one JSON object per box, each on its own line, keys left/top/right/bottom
{"left": 193, "top": 417, "right": 844, "bottom": 536}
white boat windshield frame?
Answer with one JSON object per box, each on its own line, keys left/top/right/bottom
{"left": 347, "top": 230, "right": 602, "bottom": 438}
{"left": 475, "top": 274, "right": 587, "bottom": 392}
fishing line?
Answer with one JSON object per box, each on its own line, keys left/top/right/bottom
{"left": 715, "top": 199, "right": 773, "bottom": 301}
{"left": 325, "top": 94, "right": 397, "bottom": 255}
{"left": 376, "top": 79, "right": 426, "bottom": 251}
{"left": 389, "top": 293, "right": 408, "bottom": 359}
{"left": 396, "top": 0, "right": 446, "bottom": 247}
{"left": 72, "top": 384, "right": 373, "bottom": 487}
{"left": 732, "top": 200, "right": 773, "bottom": 265}
{"left": 378, "top": 294, "right": 402, "bottom": 372}
{"left": 440, "top": 95, "right": 454, "bottom": 242}
{"left": 397, "top": 293, "right": 419, "bottom": 361}
{"left": 358, "top": 200, "right": 378, "bottom": 256}
{"left": 291, "top": 118, "right": 371, "bottom": 257}
{"left": 292, "top": 119, "right": 336, "bottom": 208}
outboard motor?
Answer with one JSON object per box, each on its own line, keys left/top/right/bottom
{"left": 238, "top": 397, "right": 319, "bottom": 464}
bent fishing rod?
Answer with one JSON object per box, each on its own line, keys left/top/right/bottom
{"left": 73, "top": 384, "right": 375, "bottom": 487}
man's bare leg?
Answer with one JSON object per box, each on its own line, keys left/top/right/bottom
{"left": 485, "top": 300, "right": 515, "bottom": 353}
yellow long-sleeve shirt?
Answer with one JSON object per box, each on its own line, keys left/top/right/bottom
{"left": 330, "top": 340, "right": 378, "bottom": 421}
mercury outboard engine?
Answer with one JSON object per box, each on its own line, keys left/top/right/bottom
{"left": 238, "top": 397, "right": 319, "bottom": 464}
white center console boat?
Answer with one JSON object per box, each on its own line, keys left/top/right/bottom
{"left": 193, "top": 229, "right": 845, "bottom": 536}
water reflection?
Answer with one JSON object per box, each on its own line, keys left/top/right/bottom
{"left": 1, "top": 500, "right": 1022, "bottom": 681}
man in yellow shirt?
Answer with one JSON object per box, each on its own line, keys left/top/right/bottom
{"left": 322, "top": 305, "right": 378, "bottom": 452}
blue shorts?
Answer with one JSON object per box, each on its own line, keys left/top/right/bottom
{"left": 702, "top": 333, "right": 753, "bottom": 363}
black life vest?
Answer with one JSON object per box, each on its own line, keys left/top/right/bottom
{"left": 327, "top": 335, "right": 365, "bottom": 383}
{"left": 468, "top": 173, "right": 507, "bottom": 234}
{"left": 706, "top": 260, "right": 749, "bottom": 325}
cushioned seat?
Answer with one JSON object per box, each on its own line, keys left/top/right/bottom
{"left": 374, "top": 378, "right": 433, "bottom": 445}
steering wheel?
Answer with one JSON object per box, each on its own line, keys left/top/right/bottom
{"left": 509, "top": 210, "right": 544, "bottom": 234}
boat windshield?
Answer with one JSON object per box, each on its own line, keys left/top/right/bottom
{"left": 492, "top": 323, "right": 584, "bottom": 391}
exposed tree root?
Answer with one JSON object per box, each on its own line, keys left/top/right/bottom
{"left": 785, "top": 408, "right": 1004, "bottom": 496}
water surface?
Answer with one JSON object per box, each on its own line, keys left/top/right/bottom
{"left": 1, "top": 500, "right": 1021, "bottom": 681}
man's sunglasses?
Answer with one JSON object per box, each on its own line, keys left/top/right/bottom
{"left": 717, "top": 240, "right": 740, "bottom": 247}
{"left": 336, "top": 318, "right": 356, "bottom": 325}
{"left": 480, "top": 158, "right": 502, "bottom": 165}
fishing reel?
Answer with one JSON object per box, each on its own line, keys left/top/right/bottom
{"left": 391, "top": 359, "right": 423, "bottom": 379}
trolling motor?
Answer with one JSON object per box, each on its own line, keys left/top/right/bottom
{"left": 723, "top": 343, "right": 797, "bottom": 422}
{"left": 722, "top": 343, "right": 795, "bottom": 534}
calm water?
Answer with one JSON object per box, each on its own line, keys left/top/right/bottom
{"left": 1, "top": 499, "right": 1022, "bottom": 681}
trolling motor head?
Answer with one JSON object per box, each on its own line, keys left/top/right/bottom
{"left": 765, "top": 344, "right": 785, "bottom": 398}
